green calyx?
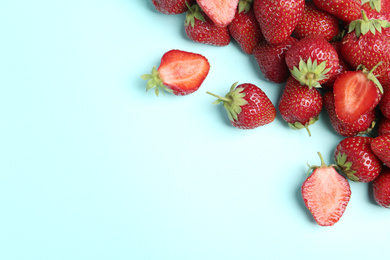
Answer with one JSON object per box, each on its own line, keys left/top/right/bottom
{"left": 290, "top": 57, "right": 330, "bottom": 89}
{"left": 356, "top": 62, "right": 384, "bottom": 94}
{"left": 185, "top": 3, "right": 205, "bottom": 27}
{"left": 288, "top": 116, "right": 319, "bottom": 137}
{"left": 140, "top": 66, "right": 173, "bottom": 96}
{"left": 361, "top": 0, "right": 382, "bottom": 12}
{"left": 238, "top": 0, "right": 254, "bottom": 13}
{"left": 206, "top": 82, "right": 248, "bottom": 122}
{"left": 335, "top": 153, "right": 359, "bottom": 181}
{"left": 306, "top": 152, "right": 338, "bottom": 176}
{"left": 348, "top": 9, "right": 390, "bottom": 37}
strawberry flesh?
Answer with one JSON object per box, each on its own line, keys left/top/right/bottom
{"left": 196, "top": 0, "right": 239, "bottom": 27}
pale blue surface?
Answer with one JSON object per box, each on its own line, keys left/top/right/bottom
{"left": 1, "top": 1, "right": 389, "bottom": 259}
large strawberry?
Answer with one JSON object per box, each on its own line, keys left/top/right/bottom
{"left": 184, "top": 4, "right": 231, "bottom": 46}
{"left": 371, "top": 134, "right": 390, "bottom": 165}
{"left": 302, "top": 152, "right": 351, "bottom": 226}
{"left": 285, "top": 35, "right": 340, "bottom": 88}
{"left": 152, "top": 0, "right": 196, "bottom": 14}
{"left": 196, "top": 0, "right": 239, "bottom": 27}
{"left": 141, "top": 49, "right": 210, "bottom": 96}
{"left": 207, "top": 82, "right": 276, "bottom": 129}
{"left": 278, "top": 77, "right": 323, "bottom": 136}
{"left": 253, "top": 36, "right": 298, "bottom": 83}
{"left": 335, "top": 136, "right": 383, "bottom": 182}
{"left": 253, "top": 0, "right": 304, "bottom": 45}
{"left": 373, "top": 166, "right": 390, "bottom": 208}
{"left": 312, "top": 0, "right": 361, "bottom": 23}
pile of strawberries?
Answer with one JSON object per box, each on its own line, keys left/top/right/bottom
{"left": 145, "top": 0, "right": 390, "bottom": 226}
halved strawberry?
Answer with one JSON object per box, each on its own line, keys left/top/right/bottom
{"left": 141, "top": 49, "right": 210, "bottom": 96}
{"left": 196, "top": 0, "right": 239, "bottom": 27}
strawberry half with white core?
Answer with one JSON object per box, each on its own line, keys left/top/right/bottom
{"left": 141, "top": 49, "right": 210, "bottom": 96}
{"left": 302, "top": 152, "right": 351, "bottom": 226}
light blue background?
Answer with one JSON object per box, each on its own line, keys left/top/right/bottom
{"left": 1, "top": 1, "right": 389, "bottom": 259}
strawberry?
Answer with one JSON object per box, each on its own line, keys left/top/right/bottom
{"left": 141, "top": 49, "right": 210, "bottom": 96}
{"left": 253, "top": 0, "right": 305, "bottom": 45}
{"left": 184, "top": 4, "right": 231, "bottom": 46}
{"left": 278, "top": 77, "right": 323, "bottom": 136}
{"left": 294, "top": 1, "right": 340, "bottom": 42}
{"left": 379, "top": 84, "right": 390, "bottom": 119}
{"left": 285, "top": 35, "right": 339, "bottom": 88}
{"left": 333, "top": 64, "right": 383, "bottom": 124}
{"left": 372, "top": 166, "right": 390, "bottom": 208}
{"left": 378, "top": 113, "right": 390, "bottom": 135}
{"left": 228, "top": 1, "right": 264, "bottom": 54}
{"left": 302, "top": 152, "right": 351, "bottom": 226}
{"left": 324, "top": 91, "right": 376, "bottom": 137}
{"left": 362, "top": 0, "right": 390, "bottom": 20}
{"left": 152, "top": 0, "right": 195, "bottom": 14}
{"left": 207, "top": 82, "right": 276, "bottom": 129}
{"left": 335, "top": 136, "right": 383, "bottom": 182}
{"left": 196, "top": 0, "right": 239, "bottom": 27}
{"left": 312, "top": 0, "right": 361, "bottom": 23}
{"left": 371, "top": 134, "right": 390, "bottom": 165}
{"left": 253, "top": 36, "right": 298, "bottom": 83}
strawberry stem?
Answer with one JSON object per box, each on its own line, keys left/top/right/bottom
{"left": 317, "top": 152, "right": 326, "bottom": 168}
{"left": 206, "top": 91, "right": 231, "bottom": 102}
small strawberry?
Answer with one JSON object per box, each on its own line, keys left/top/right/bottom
{"left": 253, "top": 36, "right": 298, "bottom": 83}
{"left": 294, "top": 2, "right": 340, "bottom": 42}
{"left": 278, "top": 77, "right": 323, "bottom": 136}
{"left": 228, "top": 1, "right": 264, "bottom": 54}
{"left": 312, "top": 0, "right": 361, "bottom": 23}
{"left": 372, "top": 166, "right": 390, "bottom": 208}
{"left": 152, "top": 0, "right": 195, "bottom": 14}
{"left": 333, "top": 64, "right": 383, "bottom": 124}
{"left": 207, "top": 82, "right": 276, "bottom": 129}
{"left": 253, "top": 0, "right": 305, "bottom": 45}
{"left": 371, "top": 134, "right": 390, "bottom": 165}
{"left": 378, "top": 114, "right": 390, "bottom": 135}
{"left": 335, "top": 136, "right": 383, "bottom": 182}
{"left": 184, "top": 3, "right": 231, "bottom": 46}
{"left": 379, "top": 85, "right": 390, "bottom": 119}
{"left": 141, "top": 49, "right": 210, "bottom": 96}
{"left": 285, "top": 35, "right": 339, "bottom": 88}
{"left": 196, "top": 0, "right": 239, "bottom": 27}
{"left": 324, "top": 91, "right": 376, "bottom": 137}
{"left": 302, "top": 152, "right": 351, "bottom": 226}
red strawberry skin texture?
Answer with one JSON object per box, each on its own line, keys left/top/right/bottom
{"left": 379, "top": 85, "right": 390, "bottom": 119}
{"left": 312, "top": 0, "right": 361, "bottom": 23}
{"left": 152, "top": 0, "right": 195, "bottom": 14}
{"left": 373, "top": 166, "right": 390, "bottom": 208}
{"left": 253, "top": 37, "right": 298, "bottom": 83}
{"left": 231, "top": 83, "right": 276, "bottom": 129}
{"left": 279, "top": 77, "right": 323, "bottom": 125}
{"left": 371, "top": 134, "right": 390, "bottom": 166}
{"left": 334, "top": 136, "right": 383, "bottom": 182}
{"left": 378, "top": 114, "right": 390, "bottom": 135}
{"left": 253, "top": 0, "right": 305, "bottom": 45}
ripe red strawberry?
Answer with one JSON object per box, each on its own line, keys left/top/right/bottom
{"left": 362, "top": 0, "right": 390, "bottom": 20}
{"left": 333, "top": 65, "right": 383, "bottom": 124}
{"left": 379, "top": 85, "right": 390, "bottom": 119}
{"left": 378, "top": 113, "right": 390, "bottom": 135}
{"left": 196, "top": 0, "right": 239, "bottom": 27}
{"left": 371, "top": 134, "right": 390, "bottom": 165}
{"left": 152, "top": 0, "right": 195, "bottom": 14}
{"left": 228, "top": 3, "right": 264, "bottom": 54}
{"left": 324, "top": 91, "right": 376, "bottom": 137}
{"left": 184, "top": 4, "right": 231, "bottom": 46}
{"left": 373, "top": 166, "right": 390, "bottom": 208}
{"left": 278, "top": 77, "right": 323, "bottom": 136}
{"left": 141, "top": 49, "right": 210, "bottom": 96}
{"left": 312, "top": 0, "right": 361, "bottom": 23}
{"left": 253, "top": 0, "right": 305, "bottom": 45}
{"left": 253, "top": 36, "right": 298, "bottom": 83}
{"left": 302, "top": 152, "right": 351, "bottom": 226}
{"left": 294, "top": 2, "right": 340, "bottom": 42}
{"left": 207, "top": 82, "right": 276, "bottom": 129}
{"left": 335, "top": 136, "right": 383, "bottom": 182}
{"left": 285, "top": 35, "right": 339, "bottom": 88}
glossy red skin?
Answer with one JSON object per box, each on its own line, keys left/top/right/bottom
{"left": 294, "top": 2, "right": 340, "bottom": 42}
{"left": 334, "top": 136, "right": 383, "bottom": 182}
{"left": 378, "top": 114, "right": 390, "bottom": 135}
{"left": 379, "top": 85, "right": 390, "bottom": 119}
{"left": 278, "top": 77, "right": 323, "bottom": 125}
{"left": 312, "top": 0, "right": 361, "bottom": 23}
{"left": 253, "top": 37, "right": 298, "bottom": 83}
{"left": 362, "top": 2, "right": 390, "bottom": 20}
{"left": 185, "top": 12, "right": 231, "bottom": 46}
{"left": 253, "top": 0, "right": 305, "bottom": 45}
{"left": 231, "top": 83, "right": 276, "bottom": 129}
{"left": 371, "top": 134, "right": 390, "bottom": 166}
{"left": 324, "top": 91, "right": 376, "bottom": 137}
{"left": 373, "top": 166, "right": 390, "bottom": 208}
{"left": 152, "top": 0, "right": 195, "bottom": 14}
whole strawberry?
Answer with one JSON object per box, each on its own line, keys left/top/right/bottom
{"left": 253, "top": 0, "right": 305, "bottom": 45}
{"left": 371, "top": 134, "right": 390, "bottom": 165}
{"left": 253, "top": 36, "right": 298, "bottom": 83}
{"left": 278, "top": 77, "right": 323, "bottom": 136}
{"left": 302, "top": 152, "right": 351, "bottom": 226}
{"left": 335, "top": 136, "right": 383, "bottom": 182}
{"left": 362, "top": 0, "right": 390, "bottom": 20}
{"left": 207, "top": 82, "right": 276, "bottom": 129}
{"left": 152, "top": 0, "right": 195, "bottom": 14}
{"left": 373, "top": 166, "right": 390, "bottom": 208}
{"left": 379, "top": 85, "right": 390, "bottom": 119}
{"left": 378, "top": 114, "right": 390, "bottom": 135}
{"left": 185, "top": 4, "right": 231, "bottom": 46}
{"left": 312, "top": 0, "right": 361, "bottom": 23}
